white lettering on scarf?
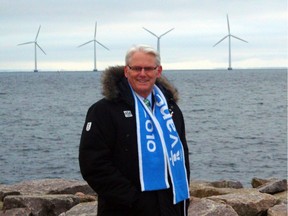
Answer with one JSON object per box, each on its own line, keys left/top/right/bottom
{"left": 145, "top": 119, "right": 156, "bottom": 152}
{"left": 155, "top": 94, "right": 179, "bottom": 153}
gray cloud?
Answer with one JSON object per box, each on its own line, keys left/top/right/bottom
{"left": 1, "top": 0, "right": 287, "bottom": 71}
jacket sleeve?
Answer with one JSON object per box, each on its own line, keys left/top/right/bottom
{"left": 79, "top": 100, "right": 138, "bottom": 207}
{"left": 180, "top": 111, "right": 190, "bottom": 183}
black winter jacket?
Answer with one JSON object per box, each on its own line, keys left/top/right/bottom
{"left": 79, "top": 66, "right": 190, "bottom": 216}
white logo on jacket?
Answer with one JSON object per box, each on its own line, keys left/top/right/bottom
{"left": 123, "top": 110, "right": 133, "bottom": 117}
{"left": 86, "top": 122, "right": 92, "bottom": 131}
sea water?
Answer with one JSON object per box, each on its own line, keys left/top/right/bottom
{"left": 0, "top": 69, "right": 287, "bottom": 187}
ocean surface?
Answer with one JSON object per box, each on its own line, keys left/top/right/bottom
{"left": 0, "top": 69, "right": 287, "bottom": 187}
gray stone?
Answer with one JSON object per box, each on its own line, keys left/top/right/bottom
{"left": 267, "top": 203, "right": 288, "bottom": 216}
{"left": 208, "top": 190, "right": 277, "bottom": 216}
{"left": 75, "top": 192, "right": 97, "bottom": 203}
{"left": 59, "top": 201, "right": 98, "bottom": 216}
{"left": 0, "top": 191, "right": 20, "bottom": 202}
{"left": 251, "top": 177, "right": 276, "bottom": 188}
{"left": 210, "top": 180, "right": 243, "bottom": 189}
{"left": 188, "top": 197, "right": 238, "bottom": 216}
{"left": 0, "top": 179, "right": 95, "bottom": 201}
{"left": 189, "top": 181, "right": 241, "bottom": 198}
{"left": 3, "top": 194, "right": 80, "bottom": 216}
{"left": 273, "top": 190, "right": 287, "bottom": 204}
{"left": 258, "top": 179, "right": 287, "bottom": 194}
{"left": 0, "top": 207, "right": 32, "bottom": 216}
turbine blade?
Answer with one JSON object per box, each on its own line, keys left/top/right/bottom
{"left": 213, "top": 35, "right": 229, "bottom": 47}
{"left": 18, "top": 41, "right": 34, "bottom": 46}
{"left": 159, "top": 28, "right": 174, "bottom": 38}
{"left": 96, "top": 40, "right": 109, "bottom": 50}
{"left": 78, "top": 40, "right": 94, "bottom": 47}
{"left": 94, "top": 22, "right": 97, "bottom": 39}
{"left": 231, "top": 35, "right": 248, "bottom": 43}
{"left": 143, "top": 27, "right": 158, "bottom": 38}
{"left": 36, "top": 43, "right": 46, "bottom": 55}
{"left": 226, "top": 15, "right": 230, "bottom": 34}
{"left": 35, "top": 25, "right": 41, "bottom": 41}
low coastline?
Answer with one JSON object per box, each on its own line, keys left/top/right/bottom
{"left": 0, "top": 177, "right": 287, "bottom": 216}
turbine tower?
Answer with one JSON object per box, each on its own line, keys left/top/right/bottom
{"left": 78, "top": 22, "right": 109, "bottom": 72}
{"left": 213, "top": 15, "right": 248, "bottom": 70}
{"left": 18, "top": 25, "right": 46, "bottom": 72}
{"left": 143, "top": 27, "right": 174, "bottom": 55}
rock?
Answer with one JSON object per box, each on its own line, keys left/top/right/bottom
{"left": 0, "top": 191, "right": 21, "bottom": 202}
{"left": 1, "top": 178, "right": 285, "bottom": 215}
{"left": 75, "top": 192, "right": 97, "bottom": 202}
{"left": 59, "top": 201, "right": 98, "bottom": 216}
{"left": 267, "top": 203, "right": 287, "bottom": 216}
{"left": 3, "top": 194, "right": 80, "bottom": 216}
{"left": 210, "top": 180, "right": 243, "bottom": 189}
{"left": 273, "top": 190, "right": 287, "bottom": 204}
{"left": 0, "top": 207, "right": 32, "bottom": 216}
{"left": 208, "top": 190, "right": 277, "bottom": 216}
{"left": 0, "top": 179, "right": 95, "bottom": 201}
{"left": 189, "top": 181, "right": 240, "bottom": 198}
{"left": 251, "top": 177, "right": 276, "bottom": 188}
{"left": 257, "top": 179, "right": 287, "bottom": 194}
{"left": 188, "top": 197, "right": 238, "bottom": 216}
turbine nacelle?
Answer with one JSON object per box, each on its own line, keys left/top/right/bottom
{"left": 143, "top": 27, "right": 174, "bottom": 55}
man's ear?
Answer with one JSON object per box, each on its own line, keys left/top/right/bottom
{"left": 157, "top": 65, "right": 163, "bottom": 77}
{"left": 124, "top": 66, "right": 129, "bottom": 78}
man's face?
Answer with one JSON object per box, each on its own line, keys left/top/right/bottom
{"left": 124, "top": 51, "right": 162, "bottom": 98}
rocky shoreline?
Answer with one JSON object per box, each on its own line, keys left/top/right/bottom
{"left": 0, "top": 177, "right": 287, "bottom": 216}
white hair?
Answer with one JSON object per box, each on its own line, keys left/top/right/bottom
{"left": 125, "top": 44, "right": 161, "bottom": 65}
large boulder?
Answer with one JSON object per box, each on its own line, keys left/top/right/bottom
{"left": 273, "top": 190, "right": 287, "bottom": 204}
{"left": 251, "top": 177, "right": 276, "bottom": 188}
{"left": 267, "top": 203, "right": 287, "bottom": 216}
{"left": 0, "top": 207, "right": 32, "bottom": 216}
{"left": 189, "top": 180, "right": 241, "bottom": 198}
{"left": 3, "top": 194, "right": 79, "bottom": 216}
{"left": 208, "top": 190, "right": 277, "bottom": 216}
{"left": 188, "top": 197, "right": 238, "bottom": 216}
{"left": 210, "top": 180, "right": 243, "bottom": 189}
{"left": 59, "top": 201, "right": 98, "bottom": 216}
{"left": 257, "top": 179, "right": 287, "bottom": 194}
{"left": 0, "top": 179, "right": 95, "bottom": 201}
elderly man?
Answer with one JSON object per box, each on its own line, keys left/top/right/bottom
{"left": 79, "top": 44, "right": 190, "bottom": 216}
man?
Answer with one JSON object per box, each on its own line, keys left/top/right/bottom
{"left": 79, "top": 44, "right": 190, "bottom": 216}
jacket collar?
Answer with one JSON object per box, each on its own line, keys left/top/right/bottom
{"left": 101, "top": 66, "right": 179, "bottom": 103}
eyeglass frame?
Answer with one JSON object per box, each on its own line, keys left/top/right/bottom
{"left": 127, "top": 65, "right": 158, "bottom": 72}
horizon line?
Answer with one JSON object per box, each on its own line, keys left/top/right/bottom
{"left": 0, "top": 67, "right": 287, "bottom": 73}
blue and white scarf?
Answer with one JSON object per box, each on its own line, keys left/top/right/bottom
{"left": 132, "top": 85, "right": 190, "bottom": 204}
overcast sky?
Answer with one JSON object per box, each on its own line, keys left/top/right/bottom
{"left": 1, "top": 0, "right": 287, "bottom": 71}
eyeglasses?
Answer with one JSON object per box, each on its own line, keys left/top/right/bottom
{"left": 128, "top": 65, "right": 158, "bottom": 72}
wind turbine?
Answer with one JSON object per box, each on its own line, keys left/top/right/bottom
{"left": 143, "top": 27, "right": 174, "bottom": 55}
{"left": 78, "top": 22, "right": 109, "bottom": 72}
{"left": 18, "top": 25, "right": 46, "bottom": 72}
{"left": 213, "top": 15, "right": 248, "bottom": 70}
